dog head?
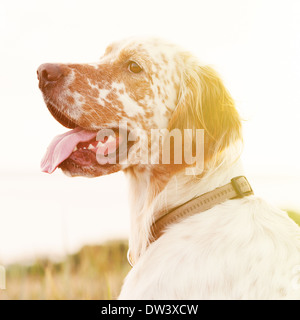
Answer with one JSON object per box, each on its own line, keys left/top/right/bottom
{"left": 38, "top": 37, "right": 241, "bottom": 178}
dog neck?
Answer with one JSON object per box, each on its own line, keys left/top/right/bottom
{"left": 124, "top": 146, "right": 245, "bottom": 264}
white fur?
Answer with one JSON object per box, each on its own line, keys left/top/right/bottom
{"left": 120, "top": 156, "right": 300, "bottom": 299}
{"left": 115, "top": 38, "right": 300, "bottom": 299}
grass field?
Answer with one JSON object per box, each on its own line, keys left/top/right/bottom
{"left": 1, "top": 211, "right": 299, "bottom": 300}
{"left": 0, "top": 240, "right": 131, "bottom": 300}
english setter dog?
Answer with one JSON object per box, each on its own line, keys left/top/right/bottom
{"left": 37, "top": 37, "right": 300, "bottom": 299}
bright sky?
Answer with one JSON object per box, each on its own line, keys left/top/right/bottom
{"left": 0, "top": 0, "right": 300, "bottom": 263}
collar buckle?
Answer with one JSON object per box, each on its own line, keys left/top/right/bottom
{"left": 231, "top": 176, "right": 253, "bottom": 198}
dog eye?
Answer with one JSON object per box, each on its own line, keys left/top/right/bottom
{"left": 128, "top": 61, "right": 142, "bottom": 74}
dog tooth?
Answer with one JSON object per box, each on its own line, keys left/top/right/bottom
{"left": 107, "top": 135, "right": 116, "bottom": 143}
{"left": 88, "top": 144, "right": 95, "bottom": 150}
{"left": 73, "top": 146, "right": 78, "bottom": 151}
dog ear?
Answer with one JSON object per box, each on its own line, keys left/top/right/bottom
{"left": 168, "top": 63, "right": 242, "bottom": 166}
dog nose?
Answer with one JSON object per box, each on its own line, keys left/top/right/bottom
{"left": 37, "top": 63, "right": 63, "bottom": 83}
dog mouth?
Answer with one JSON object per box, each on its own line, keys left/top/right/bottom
{"left": 41, "top": 102, "right": 129, "bottom": 174}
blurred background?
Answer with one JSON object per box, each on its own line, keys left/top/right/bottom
{"left": 0, "top": 0, "right": 300, "bottom": 299}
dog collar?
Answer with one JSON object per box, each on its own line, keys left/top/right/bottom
{"left": 127, "top": 176, "right": 253, "bottom": 267}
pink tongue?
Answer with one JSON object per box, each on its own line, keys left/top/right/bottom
{"left": 41, "top": 127, "right": 97, "bottom": 173}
